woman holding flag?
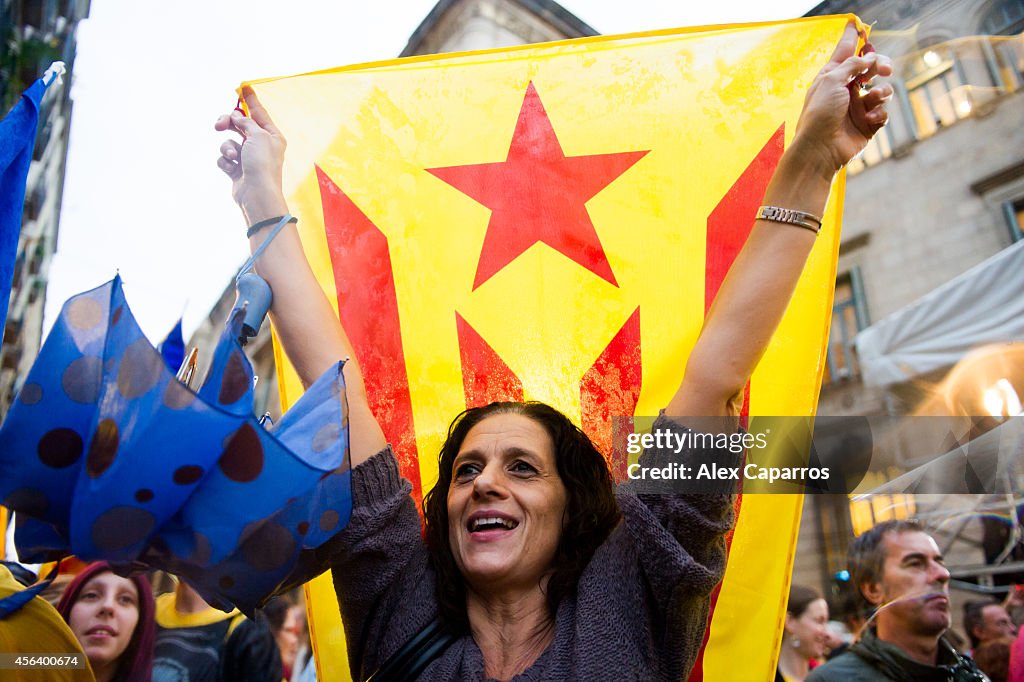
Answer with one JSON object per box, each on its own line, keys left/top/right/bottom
{"left": 215, "top": 22, "right": 892, "bottom": 682}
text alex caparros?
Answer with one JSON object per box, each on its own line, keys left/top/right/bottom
{"left": 624, "top": 429, "right": 831, "bottom": 484}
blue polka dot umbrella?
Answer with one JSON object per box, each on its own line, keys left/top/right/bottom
{"left": 0, "top": 276, "right": 352, "bottom": 614}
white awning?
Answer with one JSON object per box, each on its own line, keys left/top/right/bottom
{"left": 856, "top": 241, "right": 1024, "bottom": 387}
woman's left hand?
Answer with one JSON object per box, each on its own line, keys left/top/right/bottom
{"left": 791, "top": 22, "right": 894, "bottom": 179}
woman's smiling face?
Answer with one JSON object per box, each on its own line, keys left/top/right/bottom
{"left": 447, "top": 412, "right": 568, "bottom": 594}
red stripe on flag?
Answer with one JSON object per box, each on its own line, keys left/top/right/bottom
{"left": 455, "top": 312, "right": 524, "bottom": 407}
{"left": 580, "top": 307, "right": 641, "bottom": 480}
{"left": 317, "top": 165, "right": 424, "bottom": 503}
{"left": 689, "top": 125, "right": 785, "bottom": 681}
{"left": 703, "top": 124, "right": 786, "bottom": 313}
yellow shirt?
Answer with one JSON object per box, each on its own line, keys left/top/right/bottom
{"left": 0, "top": 565, "right": 95, "bottom": 681}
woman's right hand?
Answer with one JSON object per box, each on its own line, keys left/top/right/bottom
{"left": 215, "top": 88, "right": 290, "bottom": 226}
{"left": 215, "top": 87, "right": 388, "bottom": 463}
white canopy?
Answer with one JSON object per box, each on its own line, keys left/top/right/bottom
{"left": 856, "top": 241, "right": 1024, "bottom": 387}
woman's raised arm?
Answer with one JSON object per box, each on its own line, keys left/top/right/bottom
{"left": 215, "top": 89, "right": 387, "bottom": 465}
{"left": 666, "top": 23, "right": 893, "bottom": 421}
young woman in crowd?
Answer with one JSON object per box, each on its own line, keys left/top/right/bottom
{"left": 57, "top": 561, "right": 156, "bottom": 682}
{"left": 777, "top": 584, "right": 831, "bottom": 682}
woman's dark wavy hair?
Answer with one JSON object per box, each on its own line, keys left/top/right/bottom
{"left": 422, "top": 401, "right": 621, "bottom": 630}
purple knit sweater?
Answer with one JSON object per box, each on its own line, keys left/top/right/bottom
{"left": 320, "top": 414, "right": 739, "bottom": 681}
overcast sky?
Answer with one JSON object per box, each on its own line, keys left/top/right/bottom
{"left": 47, "top": 0, "right": 818, "bottom": 341}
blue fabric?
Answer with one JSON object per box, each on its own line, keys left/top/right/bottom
{"left": 0, "top": 562, "right": 57, "bottom": 619}
{"left": 158, "top": 319, "right": 185, "bottom": 372}
{"left": 0, "top": 79, "right": 46, "bottom": 334}
{"left": 0, "top": 277, "right": 352, "bottom": 615}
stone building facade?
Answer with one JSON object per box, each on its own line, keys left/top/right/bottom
{"left": 0, "top": 0, "right": 92, "bottom": 416}
{"left": 791, "top": 0, "right": 1024, "bottom": 631}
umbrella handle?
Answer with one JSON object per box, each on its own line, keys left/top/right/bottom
{"left": 232, "top": 272, "right": 273, "bottom": 344}
{"left": 232, "top": 213, "right": 295, "bottom": 344}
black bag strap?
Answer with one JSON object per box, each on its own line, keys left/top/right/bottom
{"left": 366, "top": 617, "right": 457, "bottom": 682}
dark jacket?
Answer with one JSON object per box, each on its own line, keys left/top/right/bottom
{"left": 807, "top": 628, "right": 988, "bottom": 682}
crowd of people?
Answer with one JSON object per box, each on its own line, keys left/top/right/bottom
{"left": 1, "top": 559, "right": 314, "bottom": 681}
{"left": 1, "top": 15, "right": 1013, "bottom": 682}
{"left": 775, "top": 518, "right": 1024, "bottom": 682}
{"left": 10, "top": 518, "right": 1024, "bottom": 681}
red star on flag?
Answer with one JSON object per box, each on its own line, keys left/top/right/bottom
{"left": 428, "top": 82, "right": 649, "bottom": 290}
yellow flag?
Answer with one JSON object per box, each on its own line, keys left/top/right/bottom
{"left": 248, "top": 15, "right": 863, "bottom": 681}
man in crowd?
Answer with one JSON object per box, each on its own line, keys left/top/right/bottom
{"left": 964, "top": 599, "right": 1017, "bottom": 655}
{"left": 807, "top": 519, "right": 986, "bottom": 681}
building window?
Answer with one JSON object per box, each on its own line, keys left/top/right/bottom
{"left": 22, "top": 0, "right": 46, "bottom": 29}
{"left": 10, "top": 251, "right": 25, "bottom": 290}
{"left": 27, "top": 279, "right": 44, "bottom": 305}
{"left": 814, "top": 493, "right": 856, "bottom": 578}
{"left": 2, "top": 318, "right": 21, "bottom": 344}
{"left": 27, "top": 242, "right": 44, "bottom": 276}
{"left": 1006, "top": 198, "right": 1024, "bottom": 242}
{"left": 849, "top": 494, "right": 917, "bottom": 537}
{"left": 982, "top": 0, "right": 1024, "bottom": 35}
{"left": 983, "top": 0, "right": 1024, "bottom": 88}
{"left": 847, "top": 124, "right": 895, "bottom": 175}
{"left": 905, "top": 42, "right": 972, "bottom": 139}
{"left": 22, "top": 181, "right": 46, "bottom": 222}
{"left": 825, "top": 269, "right": 869, "bottom": 383}
{"left": 990, "top": 33, "right": 1024, "bottom": 90}
{"left": 0, "top": 345, "right": 22, "bottom": 371}
{"left": 33, "top": 120, "right": 51, "bottom": 161}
